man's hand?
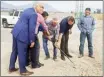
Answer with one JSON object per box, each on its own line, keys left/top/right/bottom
{"left": 30, "top": 42, "right": 35, "bottom": 48}
{"left": 55, "top": 41, "right": 60, "bottom": 48}
{"left": 47, "top": 36, "right": 51, "bottom": 41}
{"left": 43, "top": 30, "right": 50, "bottom": 36}
{"left": 54, "top": 33, "right": 63, "bottom": 48}
{"left": 46, "top": 30, "right": 50, "bottom": 36}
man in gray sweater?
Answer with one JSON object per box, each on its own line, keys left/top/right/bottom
{"left": 43, "top": 18, "right": 60, "bottom": 61}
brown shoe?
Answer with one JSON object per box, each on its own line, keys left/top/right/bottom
{"left": 20, "top": 70, "right": 34, "bottom": 76}
{"left": 9, "top": 68, "right": 19, "bottom": 73}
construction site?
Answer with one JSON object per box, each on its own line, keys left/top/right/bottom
{"left": 1, "top": 1, "right": 103, "bottom": 76}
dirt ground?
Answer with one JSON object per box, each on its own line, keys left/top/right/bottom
{"left": 1, "top": 13, "right": 103, "bottom": 76}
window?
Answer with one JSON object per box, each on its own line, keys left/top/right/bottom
{"left": 14, "top": 11, "right": 19, "bottom": 16}
{"left": 19, "top": 11, "right": 23, "bottom": 16}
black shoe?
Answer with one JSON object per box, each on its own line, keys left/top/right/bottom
{"left": 66, "top": 54, "right": 73, "bottom": 58}
{"left": 78, "top": 54, "right": 84, "bottom": 58}
{"left": 9, "top": 68, "right": 19, "bottom": 73}
{"left": 53, "top": 56, "right": 57, "bottom": 61}
{"left": 89, "top": 55, "right": 95, "bottom": 58}
{"left": 26, "top": 62, "right": 31, "bottom": 66}
{"left": 61, "top": 56, "right": 65, "bottom": 61}
{"left": 44, "top": 56, "right": 50, "bottom": 60}
{"left": 38, "top": 62, "right": 44, "bottom": 66}
{"left": 32, "top": 65, "right": 41, "bottom": 69}
{"left": 20, "top": 70, "right": 34, "bottom": 76}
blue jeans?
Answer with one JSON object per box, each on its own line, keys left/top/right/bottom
{"left": 43, "top": 37, "right": 57, "bottom": 57}
{"left": 79, "top": 32, "right": 93, "bottom": 56}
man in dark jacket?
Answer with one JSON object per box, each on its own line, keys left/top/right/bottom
{"left": 55, "top": 16, "right": 75, "bottom": 61}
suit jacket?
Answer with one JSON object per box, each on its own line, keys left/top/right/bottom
{"left": 12, "top": 8, "right": 37, "bottom": 44}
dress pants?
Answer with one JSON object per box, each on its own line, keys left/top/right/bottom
{"left": 60, "top": 31, "right": 70, "bottom": 57}
{"left": 9, "top": 36, "right": 27, "bottom": 73}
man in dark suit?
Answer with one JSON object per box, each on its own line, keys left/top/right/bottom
{"left": 9, "top": 4, "right": 48, "bottom": 76}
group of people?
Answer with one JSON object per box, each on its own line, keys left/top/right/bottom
{"left": 8, "top": 3, "right": 95, "bottom": 76}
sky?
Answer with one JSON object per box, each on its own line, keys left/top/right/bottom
{"left": 2, "top": 1, "right": 103, "bottom": 12}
